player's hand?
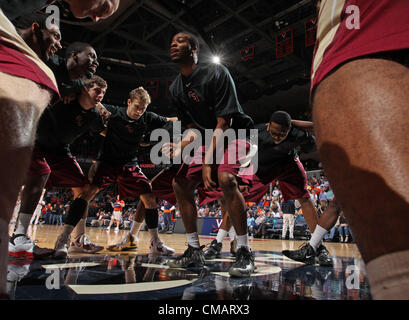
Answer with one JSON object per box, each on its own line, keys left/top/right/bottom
{"left": 161, "top": 142, "right": 175, "bottom": 159}
{"left": 162, "top": 142, "right": 182, "bottom": 160}
{"left": 202, "top": 164, "right": 216, "bottom": 191}
{"left": 239, "top": 185, "right": 250, "bottom": 195}
{"left": 96, "top": 103, "right": 111, "bottom": 125}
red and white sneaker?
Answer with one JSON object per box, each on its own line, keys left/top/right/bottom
{"left": 149, "top": 239, "right": 175, "bottom": 256}
{"left": 8, "top": 234, "right": 34, "bottom": 259}
{"left": 69, "top": 234, "right": 104, "bottom": 254}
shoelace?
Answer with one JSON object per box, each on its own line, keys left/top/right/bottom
{"left": 234, "top": 248, "right": 254, "bottom": 265}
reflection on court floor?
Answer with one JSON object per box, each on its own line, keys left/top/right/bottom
{"left": 7, "top": 249, "right": 371, "bottom": 300}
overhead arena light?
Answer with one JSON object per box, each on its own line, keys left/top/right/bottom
{"left": 212, "top": 56, "right": 221, "bottom": 64}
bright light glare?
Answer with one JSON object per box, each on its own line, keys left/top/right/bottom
{"left": 212, "top": 56, "right": 221, "bottom": 64}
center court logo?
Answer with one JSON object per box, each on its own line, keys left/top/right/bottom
{"left": 149, "top": 121, "right": 259, "bottom": 175}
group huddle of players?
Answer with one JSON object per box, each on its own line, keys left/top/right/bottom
{"left": 1, "top": 0, "right": 409, "bottom": 300}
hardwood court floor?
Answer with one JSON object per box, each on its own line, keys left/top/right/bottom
{"left": 17, "top": 224, "right": 362, "bottom": 259}
{"left": 8, "top": 224, "right": 370, "bottom": 300}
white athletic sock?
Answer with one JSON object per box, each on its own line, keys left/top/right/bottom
{"left": 309, "top": 225, "right": 328, "bottom": 252}
{"left": 130, "top": 221, "right": 142, "bottom": 236}
{"left": 149, "top": 228, "right": 160, "bottom": 242}
{"left": 0, "top": 218, "right": 9, "bottom": 294}
{"left": 216, "top": 229, "right": 228, "bottom": 243}
{"left": 366, "top": 250, "right": 409, "bottom": 300}
{"left": 72, "top": 219, "right": 86, "bottom": 239}
{"left": 228, "top": 226, "right": 237, "bottom": 241}
{"left": 14, "top": 213, "right": 32, "bottom": 236}
{"left": 236, "top": 234, "right": 250, "bottom": 250}
{"left": 186, "top": 232, "right": 200, "bottom": 248}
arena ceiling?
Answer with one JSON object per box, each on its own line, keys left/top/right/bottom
{"left": 56, "top": 0, "right": 318, "bottom": 122}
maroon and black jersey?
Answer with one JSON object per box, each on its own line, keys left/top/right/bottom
{"left": 35, "top": 101, "right": 105, "bottom": 156}
{"left": 255, "top": 123, "right": 316, "bottom": 177}
{"left": 169, "top": 63, "right": 254, "bottom": 136}
{"left": 98, "top": 105, "right": 168, "bottom": 166}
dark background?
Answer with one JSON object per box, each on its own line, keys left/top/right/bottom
{"left": 56, "top": 0, "right": 321, "bottom": 170}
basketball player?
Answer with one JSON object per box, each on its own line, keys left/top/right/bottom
{"left": 311, "top": 0, "right": 409, "bottom": 299}
{"left": 202, "top": 112, "right": 332, "bottom": 266}
{"left": 9, "top": 42, "right": 104, "bottom": 258}
{"left": 106, "top": 196, "right": 125, "bottom": 232}
{"left": 54, "top": 87, "right": 175, "bottom": 258}
{"left": 163, "top": 31, "right": 256, "bottom": 277}
{"left": 0, "top": 0, "right": 120, "bottom": 299}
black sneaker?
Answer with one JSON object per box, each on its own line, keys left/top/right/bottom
{"left": 167, "top": 245, "right": 205, "bottom": 268}
{"left": 316, "top": 244, "right": 333, "bottom": 266}
{"left": 282, "top": 243, "right": 316, "bottom": 265}
{"left": 204, "top": 240, "right": 222, "bottom": 259}
{"left": 228, "top": 246, "right": 256, "bottom": 278}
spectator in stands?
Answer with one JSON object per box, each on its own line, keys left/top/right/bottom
{"left": 247, "top": 213, "right": 256, "bottom": 236}
{"left": 198, "top": 207, "right": 205, "bottom": 217}
{"left": 97, "top": 210, "right": 110, "bottom": 227}
{"left": 44, "top": 203, "right": 52, "bottom": 224}
{"left": 261, "top": 212, "right": 275, "bottom": 239}
{"left": 338, "top": 211, "right": 351, "bottom": 243}
{"left": 281, "top": 199, "right": 296, "bottom": 240}
{"left": 309, "top": 189, "right": 318, "bottom": 207}
{"left": 253, "top": 211, "right": 266, "bottom": 238}
{"left": 52, "top": 203, "right": 64, "bottom": 226}
{"left": 162, "top": 201, "right": 175, "bottom": 233}
{"left": 294, "top": 199, "right": 301, "bottom": 214}
{"left": 272, "top": 186, "right": 281, "bottom": 201}
{"left": 158, "top": 212, "right": 165, "bottom": 231}
{"left": 271, "top": 205, "right": 281, "bottom": 218}
{"left": 319, "top": 187, "right": 328, "bottom": 210}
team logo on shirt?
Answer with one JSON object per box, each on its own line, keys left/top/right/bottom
{"left": 187, "top": 90, "right": 200, "bottom": 103}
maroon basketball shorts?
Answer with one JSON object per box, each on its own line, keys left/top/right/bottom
{"left": 245, "top": 158, "right": 310, "bottom": 203}
{"left": 177, "top": 139, "right": 255, "bottom": 187}
{"left": 150, "top": 166, "right": 224, "bottom": 206}
{"left": 90, "top": 161, "right": 152, "bottom": 199}
{"left": 28, "top": 148, "right": 89, "bottom": 188}
{"left": 150, "top": 166, "right": 179, "bottom": 205}
{"left": 311, "top": 0, "right": 409, "bottom": 94}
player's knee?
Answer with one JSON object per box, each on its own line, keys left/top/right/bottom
{"left": 141, "top": 193, "right": 157, "bottom": 209}
{"left": 78, "top": 185, "right": 98, "bottom": 202}
{"left": 172, "top": 176, "right": 195, "bottom": 192}
{"left": 218, "top": 172, "right": 237, "bottom": 190}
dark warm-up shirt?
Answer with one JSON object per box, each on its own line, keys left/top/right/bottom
{"left": 98, "top": 105, "right": 168, "bottom": 166}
